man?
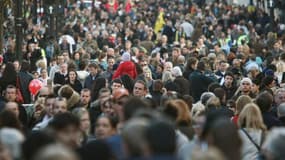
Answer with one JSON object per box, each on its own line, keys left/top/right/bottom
{"left": 78, "top": 88, "right": 91, "bottom": 109}
{"left": 33, "top": 94, "right": 56, "bottom": 130}
{"left": 53, "top": 97, "right": 68, "bottom": 115}
{"left": 4, "top": 102, "right": 20, "bottom": 118}
{"left": 232, "top": 77, "right": 255, "bottom": 100}
{"left": 53, "top": 63, "right": 68, "bottom": 86}
{"left": 111, "top": 78, "right": 123, "bottom": 93}
{"left": 189, "top": 61, "right": 215, "bottom": 102}
{"left": 222, "top": 72, "right": 237, "bottom": 100}
{"left": 84, "top": 63, "right": 99, "bottom": 89}
{"left": 133, "top": 80, "right": 148, "bottom": 98}
{"left": 215, "top": 60, "right": 228, "bottom": 85}
{"left": 101, "top": 56, "right": 115, "bottom": 83}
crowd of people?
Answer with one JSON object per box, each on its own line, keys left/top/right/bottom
{"left": 0, "top": 0, "right": 285, "bottom": 159}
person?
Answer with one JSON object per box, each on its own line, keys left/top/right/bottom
{"left": 84, "top": 63, "right": 100, "bottom": 89}
{"left": 48, "top": 112, "right": 81, "bottom": 149}
{"left": 66, "top": 69, "right": 82, "bottom": 93}
{"left": 0, "top": 63, "right": 17, "bottom": 95}
{"left": 52, "top": 97, "right": 68, "bottom": 115}
{"left": 133, "top": 80, "right": 148, "bottom": 98}
{"left": 231, "top": 95, "right": 252, "bottom": 125}
{"left": 53, "top": 63, "right": 68, "bottom": 86}
{"left": 222, "top": 72, "right": 237, "bottom": 100}
{"left": 112, "top": 52, "right": 137, "bottom": 80}
{"left": 261, "top": 128, "right": 285, "bottom": 160}
{"left": 111, "top": 78, "right": 123, "bottom": 93}
{"left": 238, "top": 103, "right": 267, "bottom": 160}
{"left": 94, "top": 115, "right": 118, "bottom": 139}
{"left": 255, "top": 91, "right": 282, "bottom": 129}
{"left": 72, "top": 107, "right": 91, "bottom": 143}
{"left": 17, "top": 60, "right": 33, "bottom": 104}
{"left": 172, "top": 66, "right": 190, "bottom": 95}
{"left": 189, "top": 61, "right": 215, "bottom": 102}
{"left": 232, "top": 77, "right": 256, "bottom": 100}
{"left": 77, "top": 88, "right": 92, "bottom": 109}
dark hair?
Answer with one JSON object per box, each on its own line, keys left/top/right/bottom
{"left": 112, "top": 78, "right": 122, "bottom": 85}
{"left": 224, "top": 71, "right": 234, "bottom": 79}
{"left": 123, "top": 97, "right": 150, "bottom": 121}
{"left": 255, "top": 91, "right": 273, "bottom": 113}
{"left": 121, "top": 74, "right": 134, "bottom": 94}
{"left": 145, "top": 120, "right": 176, "bottom": 155}
{"left": 97, "top": 115, "right": 118, "bottom": 129}
{"left": 48, "top": 112, "right": 80, "bottom": 131}
{"left": 185, "top": 57, "right": 198, "bottom": 71}
{"left": 197, "top": 61, "right": 205, "bottom": 71}
{"left": 20, "top": 60, "right": 31, "bottom": 72}
{"left": 0, "top": 110, "right": 22, "bottom": 131}
{"left": 22, "top": 131, "right": 56, "bottom": 160}
{"left": 1, "top": 62, "right": 17, "bottom": 85}
{"left": 208, "top": 82, "right": 221, "bottom": 93}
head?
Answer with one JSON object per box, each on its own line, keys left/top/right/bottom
{"left": 4, "top": 102, "right": 19, "bottom": 118}
{"left": 4, "top": 85, "right": 17, "bottom": 102}
{"left": 68, "top": 70, "right": 78, "bottom": 82}
{"left": 111, "top": 79, "right": 123, "bottom": 92}
{"left": 255, "top": 91, "right": 274, "bottom": 113}
{"left": 45, "top": 94, "right": 56, "bottom": 117}
{"left": 223, "top": 72, "right": 234, "bottom": 87}
{"left": 238, "top": 103, "right": 266, "bottom": 130}
{"left": 171, "top": 66, "right": 182, "bottom": 78}
{"left": 72, "top": 108, "right": 90, "bottom": 135}
{"left": 88, "top": 63, "right": 98, "bottom": 76}
{"left": 80, "top": 89, "right": 91, "bottom": 106}
{"left": 112, "top": 88, "right": 129, "bottom": 121}
{"left": 274, "top": 88, "right": 285, "bottom": 106}
{"left": 133, "top": 80, "right": 147, "bottom": 98}
{"left": 53, "top": 97, "right": 68, "bottom": 115}
{"left": 240, "top": 78, "right": 252, "bottom": 94}
{"left": 48, "top": 113, "right": 81, "bottom": 149}
{"left": 164, "top": 62, "right": 173, "bottom": 72}
{"left": 95, "top": 115, "right": 118, "bottom": 139}
{"left": 235, "top": 95, "right": 252, "bottom": 115}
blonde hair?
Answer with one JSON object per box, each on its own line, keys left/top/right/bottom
{"left": 162, "top": 71, "right": 174, "bottom": 83}
{"left": 238, "top": 103, "right": 266, "bottom": 131}
{"left": 236, "top": 95, "right": 252, "bottom": 115}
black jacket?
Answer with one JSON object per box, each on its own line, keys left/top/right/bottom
{"left": 18, "top": 72, "right": 33, "bottom": 104}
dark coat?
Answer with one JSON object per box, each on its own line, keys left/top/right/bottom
{"left": 173, "top": 76, "right": 190, "bottom": 95}
{"left": 53, "top": 72, "right": 68, "bottom": 85}
{"left": 84, "top": 74, "right": 100, "bottom": 89}
{"left": 262, "top": 112, "right": 283, "bottom": 129}
{"left": 66, "top": 80, "right": 82, "bottom": 94}
{"left": 18, "top": 72, "right": 33, "bottom": 104}
{"left": 222, "top": 84, "right": 237, "bottom": 100}
{"left": 189, "top": 70, "right": 215, "bottom": 102}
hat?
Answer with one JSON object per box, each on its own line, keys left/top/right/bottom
{"left": 240, "top": 77, "right": 252, "bottom": 85}
{"left": 121, "top": 52, "right": 131, "bottom": 62}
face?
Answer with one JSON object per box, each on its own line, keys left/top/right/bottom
{"left": 61, "top": 64, "right": 68, "bottom": 73}
{"left": 224, "top": 75, "right": 233, "bottom": 86}
{"left": 80, "top": 91, "right": 91, "bottom": 105}
{"left": 5, "top": 102, "right": 19, "bottom": 117}
{"left": 241, "top": 81, "right": 251, "bottom": 93}
{"left": 192, "top": 115, "right": 206, "bottom": 137}
{"left": 275, "top": 91, "right": 285, "bottom": 106}
{"left": 53, "top": 100, "right": 67, "bottom": 115}
{"left": 111, "top": 82, "right": 122, "bottom": 92}
{"left": 57, "top": 55, "right": 65, "bottom": 64}
{"left": 219, "top": 62, "right": 227, "bottom": 72}
{"left": 5, "top": 88, "right": 17, "bottom": 102}
{"left": 74, "top": 53, "right": 80, "bottom": 60}
{"left": 41, "top": 69, "right": 48, "bottom": 78}
{"left": 101, "top": 99, "right": 115, "bottom": 116}
{"left": 13, "top": 61, "right": 20, "bottom": 71}
{"left": 80, "top": 112, "right": 90, "bottom": 134}
{"left": 108, "top": 58, "right": 115, "bottom": 68}
{"left": 88, "top": 66, "right": 97, "bottom": 75}
{"left": 164, "top": 63, "right": 172, "bottom": 72}
{"left": 45, "top": 98, "right": 55, "bottom": 117}
{"left": 69, "top": 71, "right": 77, "bottom": 81}
{"left": 95, "top": 117, "right": 116, "bottom": 139}
{"left": 251, "top": 83, "right": 259, "bottom": 94}
{"left": 133, "top": 82, "right": 146, "bottom": 97}
{"left": 56, "top": 125, "right": 81, "bottom": 149}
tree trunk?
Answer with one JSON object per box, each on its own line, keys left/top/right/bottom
{"left": 0, "top": 5, "right": 4, "bottom": 55}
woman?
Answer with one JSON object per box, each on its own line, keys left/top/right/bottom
{"left": 0, "top": 62, "right": 17, "bottom": 94}
{"left": 94, "top": 115, "right": 118, "bottom": 139}
{"left": 66, "top": 69, "right": 82, "bottom": 93}
{"left": 238, "top": 103, "right": 267, "bottom": 160}
{"left": 183, "top": 57, "right": 198, "bottom": 79}
{"left": 143, "top": 66, "right": 154, "bottom": 91}
{"left": 91, "top": 77, "right": 108, "bottom": 102}
{"left": 112, "top": 52, "right": 137, "bottom": 80}
{"left": 231, "top": 95, "right": 252, "bottom": 125}
{"left": 38, "top": 68, "right": 49, "bottom": 86}
{"left": 72, "top": 108, "right": 91, "bottom": 144}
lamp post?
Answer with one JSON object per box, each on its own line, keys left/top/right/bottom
{"left": 15, "top": 0, "right": 23, "bottom": 62}
{"left": 48, "top": 6, "right": 55, "bottom": 37}
{"left": 269, "top": 0, "right": 274, "bottom": 30}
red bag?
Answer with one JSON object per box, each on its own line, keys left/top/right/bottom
{"left": 16, "top": 76, "right": 24, "bottom": 103}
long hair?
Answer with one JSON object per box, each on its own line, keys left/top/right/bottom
{"left": 235, "top": 95, "right": 252, "bottom": 115}
{"left": 1, "top": 62, "right": 17, "bottom": 83}
{"left": 238, "top": 103, "right": 267, "bottom": 131}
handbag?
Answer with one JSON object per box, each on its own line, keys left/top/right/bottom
{"left": 16, "top": 76, "right": 24, "bottom": 103}
{"left": 241, "top": 128, "right": 266, "bottom": 160}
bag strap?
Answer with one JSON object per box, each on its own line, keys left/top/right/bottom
{"left": 241, "top": 128, "right": 261, "bottom": 151}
